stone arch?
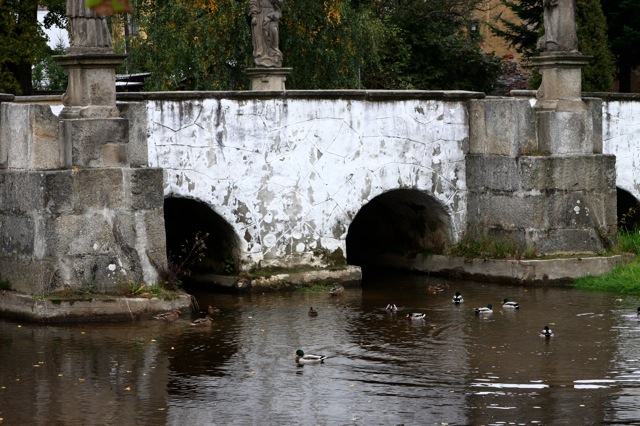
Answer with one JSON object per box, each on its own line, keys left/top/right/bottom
{"left": 617, "top": 187, "right": 640, "bottom": 231}
{"left": 345, "top": 189, "right": 452, "bottom": 268}
{"left": 164, "top": 197, "right": 241, "bottom": 275}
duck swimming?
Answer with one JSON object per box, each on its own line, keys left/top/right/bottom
{"left": 295, "top": 349, "right": 327, "bottom": 365}
{"left": 207, "top": 306, "right": 221, "bottom": 316}
{"left": 474, "top": 304, "right": 493, "bottom": 315}
{"left": 406, "top": 312, "right": 426, "bottom": 320}
{"left": 329, "top": 284, "right": 344, "bottom": 296}
{"left": 540, "top": 325, "right": 554, "bottom": 338}
{"left": 308, "top": 307, "right": 318, "bottom": 317}
{"left": 153, "top": 309, "right": 181, "bottom": 321}
{"left": 190, "top": 316, "right": 213, "bottom": 326}
{"left": 386, "top": 303, "right": 398, "bottom": 313}
{"left": 502, "top": 298, "right": 520, "bottom": 309}
{"left": 452, "top": 292, "right": 464, "bottom": 304}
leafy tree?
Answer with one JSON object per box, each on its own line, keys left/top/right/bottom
{"left": 491, "top": 0, "right": 614, "bottom": 92}
{"left": 125, "top": 0, "right": 252, "bottom": 90}
{"left": 361, "top": 0, "right": 502, "bottom": 91}
{"left": 32, "top": 40, "right": 68, "bottom": 91}
{"left": 0, "top": 0, "right": 66, "bottom": 95}
{"left": 602, "top": 0, "right": 640, "bottom": 93}
{"left": 124, "top": 0, "right": 500, "bottom": 91}
{"left": 577, "top": 0, "right": 614, "bottom": 92}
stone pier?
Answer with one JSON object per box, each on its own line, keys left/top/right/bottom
{"left": 466, "top": 51, "right": 617, "bottom": 255}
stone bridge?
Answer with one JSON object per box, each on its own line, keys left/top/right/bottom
{"left": 2, "top": 88, "right": 640, "bottom": 293}
{"left": 120, "top": 91, "right": 640, "bottom": 273}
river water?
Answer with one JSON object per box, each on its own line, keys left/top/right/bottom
{"left": 2, "top": 271, "right": 640, "bottom": 425}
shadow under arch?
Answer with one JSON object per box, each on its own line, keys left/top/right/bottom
{"left": 164, "top": 197, "right": 240, "bottom": 275}
{"left": 346, "top": 188, "right": 452, "bottom": 270}
{"left": 618, "top": 187, "right": 640, "bottom": 231}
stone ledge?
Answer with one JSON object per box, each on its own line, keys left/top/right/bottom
{"left": 188, "top": 266, "right": 362, "bottom": 292}
{"left": 414, "top": 254, "right": 634, "bottom": 285}
{"left": 0, "top": 292, "right": 193, "bottom": 323}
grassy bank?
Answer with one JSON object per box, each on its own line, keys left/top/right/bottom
{"left": 573, "top": 231, "right": 640, "bottom": 294}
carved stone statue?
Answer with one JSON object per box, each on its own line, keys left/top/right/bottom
{"left": 67, "top": 0, "right": 113, "bottom": 53}
{"left": 248, "top": 0, "right": 284, "bottom": 67}
{"left": 537, "top": 0, "right": 579, "bottom": 53}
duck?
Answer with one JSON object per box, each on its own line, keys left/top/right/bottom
{"left": 637, "top": 307, "right": 640, "bottom": 317}
{"left": 452, "top": 292, "right": 464, "bottom": 304}
{"left": 474, "top": 304, "right": 493, "bottom": 315}
{"left": 406, "top": 312, "right": 426, "bottom": 320}
{"left": 153, "top": 309, "right": 181, "bottom": 321}
{"left": 190, "top": 316, "right": 213, "bottom": 326}
{"left": 427, "top": 282, "right": 449, "bottom": 294}
{"left": 295, "top": 349, "right": 327, "bottom": 365}
{"left": 386, "top": 303, "right": 399, "bottom": 313}
{"left": 329, "top": 284, "right": 344, "bottom": 296}
{"left": 502, "top": 298, "right": 520, "bottom": 309}
{"left": 540, "top": 325, "right": 554, "bottom": 338}
{"left": 308, "top": 307, "right": 318, "bottom": 317}
{"left": 207, "top": 305, "right": 221, "bottom": 316}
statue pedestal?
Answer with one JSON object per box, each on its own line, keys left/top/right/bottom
{"left": 531, "top": 53, "right": 591, "bottom": 111}
{"left": 246, "top": 68, "right": 292, "bottom": 91}
{"left": 54, "top": 54, "right": 126, "bottom": 119}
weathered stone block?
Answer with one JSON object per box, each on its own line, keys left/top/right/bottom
{"left": 537, "top": 110, "right": 596, "bottom": 155}
{"left": 60, "top": 118, "right": 129, "bottom": 167}
{"left": 518, "top": 155, "right": 616, "bottom": 191}
{"left": 74, "top": 168, "right": 125, "bottom": 210}
{"left": 0, "top": 214, "right": 35, "bottom": 255}
{"left": 0, "top": 103, "right": 61, "bottom": 170}
{"left": 128, "top": 168, "right": 164, "bottom": 210}
{"left": 118, "top": 102, "right": 149, "bottom": 167}
{"left": 538, "top": 228, "right": 603, "bottom": 254}
{"left": 469, "top": 98, "right": 537, "bottom": 156}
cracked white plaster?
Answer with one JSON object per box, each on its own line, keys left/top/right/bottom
{"left": 146, "top": 97, "right": 469, "bottom": 269}
{"left": 603, "top": 100, "right": 640, "bottom": 202}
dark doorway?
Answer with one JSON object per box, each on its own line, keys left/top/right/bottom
{"left": 346, "top": 189, "right": 451, "bottom": 269}
{"left": 164, "top": 197, "right": 240, "bottom": 275}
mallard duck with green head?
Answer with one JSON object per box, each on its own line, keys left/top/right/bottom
{"left": 308, "top": 307, "right": 318, "bottom": 317}
{"left": 474, "top": 304, "right": 493, "bottom": 315}
{"left": 295, "top": 349, "right": 327, "bottom": 365}
{"left": 502, "top": 298, "right": 520, "bottom": 309}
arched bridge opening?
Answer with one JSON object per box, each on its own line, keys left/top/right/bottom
{"left": 346, "top": 189, "right": 452, "bottom": 271}
{"left": 164, "top": 197, "right": 240, "bottom": 277}
{"left": 618, "top": 187, "right": 640, "bottom": 231}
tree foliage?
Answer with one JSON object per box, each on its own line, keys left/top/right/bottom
{"left": 602, "top": 0, "right": 640, "bottom": 92}
{"left": 491, "top": 0, "right": 614, "bottom": 92}
{"left": 0, "top": 0, "right": 65, "bottom": 95}
{"left": 123, "top": 0, "right": 501, "bottom": 91}
{"left": 125, "top": 0, "right": 251, "bottom": 90}
{"left": 358, "top": 0, "right": 502, "bottom": 91}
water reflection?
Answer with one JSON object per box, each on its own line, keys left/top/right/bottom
{"left": 2, "top": 273, "right": 640, "bottom": 424}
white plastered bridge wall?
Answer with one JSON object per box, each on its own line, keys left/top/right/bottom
{"left": 144, "top": 93, "right": 471, "bottom": 270}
